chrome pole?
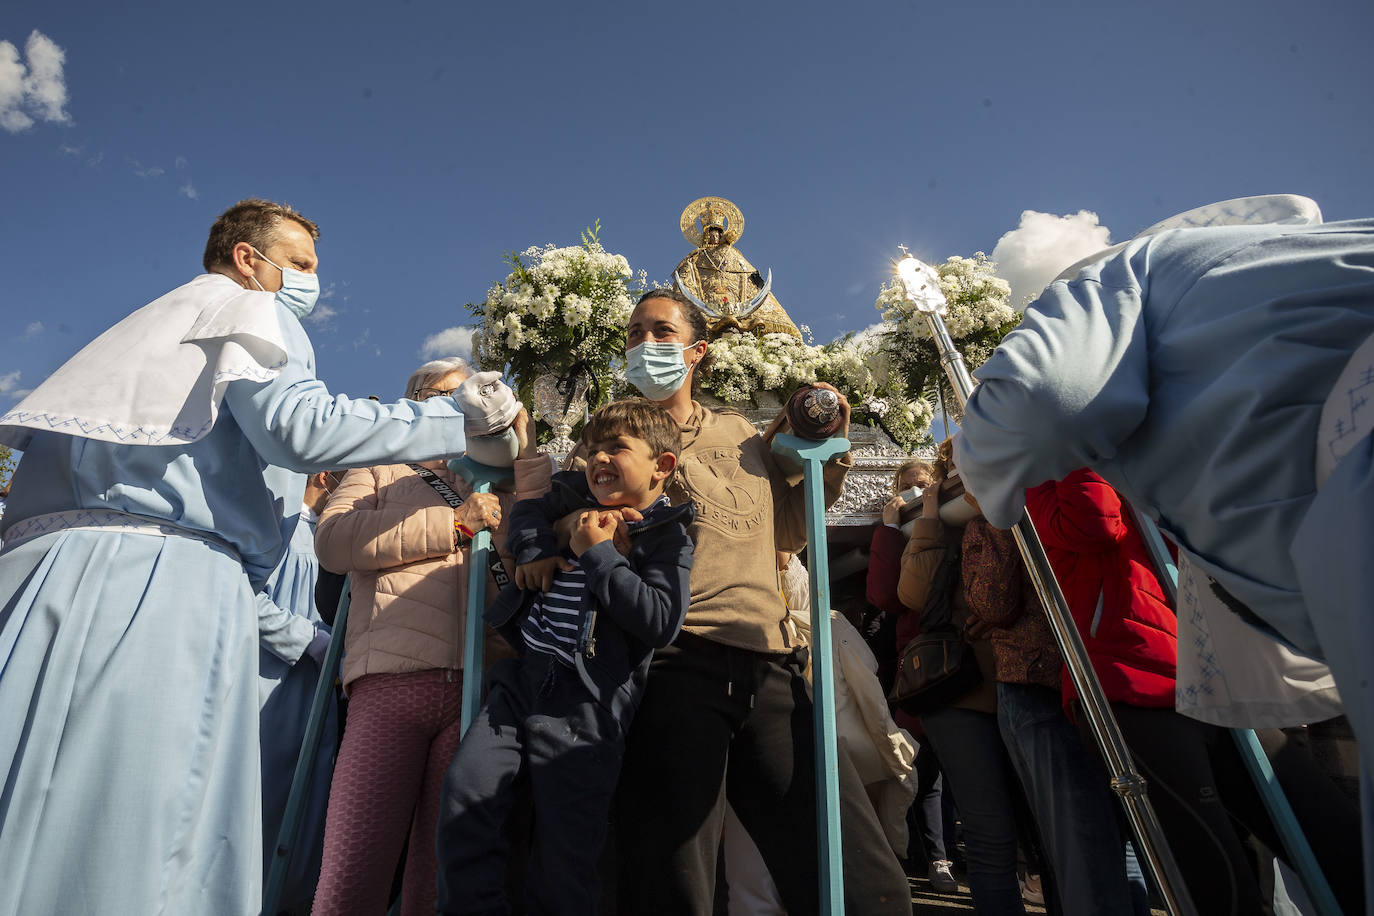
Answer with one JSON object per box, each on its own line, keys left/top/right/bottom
{"left": 899, "top": 253, "right": 1197, "bottom": 916}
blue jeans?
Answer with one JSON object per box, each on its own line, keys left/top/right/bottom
{"left": 921, "top": 706, "right": 1027, "bottom": 916}
{"left": 910, "top": 738, "right": 948, "bottom": 863}
{"left": 997, "top": 682, "right": 1140, "bottom": 916}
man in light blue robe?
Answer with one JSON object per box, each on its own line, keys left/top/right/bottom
{"left": 0, "top": 199, "right": 474, "bottom": 916}
{"left": 953, "top": 213, "right": 1374, "bottom": 910}
{"left": 257, "top": 470, "right": 338, "bottom": 914}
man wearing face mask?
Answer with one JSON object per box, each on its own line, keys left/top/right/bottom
{"left": 0, "top": 199, "right": 474, "bottom": 916}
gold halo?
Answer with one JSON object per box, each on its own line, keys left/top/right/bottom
{"left": 680, "top": 197, "right": 744, "bottom": 247}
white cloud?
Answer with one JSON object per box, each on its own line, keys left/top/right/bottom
{"left": 0, "top": 31, "right": 70, "bottom": 133}
{"left": 174, "top": 155, "right": 188, "bottom": 170}
{"left": 990, "top": 210, "right": 1114, "bottom": 309}
{"left": 302, "top": 303, "right": 338, "bottom": 327}
{"left": 22, "top": 321, "right": 42, "bottom": 339}
{"left": 126, "top": 158, "right": 165, "bottom": 179}
{"left": 420, "top": 326, "right": 475, "bottom": 361}
{"left": 178, "top": 180, "right": 198, "bottom": 200}
{"left": 848, "top": 322, "right": 891, "bottom": 349}
{"left": 0, "top": 370, "right": 21, "bottom": 394}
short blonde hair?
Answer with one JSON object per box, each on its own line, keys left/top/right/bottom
{"left": 891, "top": 458, "right": 936, "bottom": 495}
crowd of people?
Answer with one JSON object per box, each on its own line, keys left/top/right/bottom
{"left": 0, "top": 196, "right": 1369, "bottom": 916}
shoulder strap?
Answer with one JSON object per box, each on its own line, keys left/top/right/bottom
{"left": 919, "top": 540, "right": 963, "bottom": 631}
{"left": 407, "top": 463, "right": 466, "bottom": 508}
{"left": 407, "top": 463, "right": 510, "bottom": 589}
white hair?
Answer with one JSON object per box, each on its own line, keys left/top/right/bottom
{"left": 404, "top": 357, "right": 470, "bottom": 399}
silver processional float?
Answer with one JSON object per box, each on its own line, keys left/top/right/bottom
{"left": 892, "top": 250, "right": 1200, "bottom": 916}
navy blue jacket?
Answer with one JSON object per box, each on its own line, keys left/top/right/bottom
{"left": 486, "top": 470, "right": 694, "bottom": 728}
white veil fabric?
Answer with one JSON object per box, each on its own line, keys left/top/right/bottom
{"left": 1052, "top": 193, "right": 1324, "bottom": 284}
{"left": 0, "top": 274, "right": 288, "bottom": 450}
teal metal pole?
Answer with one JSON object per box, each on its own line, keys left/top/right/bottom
{"left": 771, "top": 431, "right": 850, "bottom": 916}
{"left": 1129, "top": 508, "right": 1342, "bottom": 916}
{"left": 449, "top": 455, "right": 515, "bottom": 737}
{"left": 262, "top": 579, "right": 350, "bottom": 916}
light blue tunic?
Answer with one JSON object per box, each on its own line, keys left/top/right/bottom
{"left": 0, "top": 282, "right": 467, "bottom": 916}
{"left": 955, "top": 218, "right": 1374, "bottom": 911}
{"left": 257, "top": 508, "right": 335, "bottom": 911}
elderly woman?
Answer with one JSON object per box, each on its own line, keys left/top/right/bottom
{"left": 310, "top": 357, "right": 551, "bottom": 916}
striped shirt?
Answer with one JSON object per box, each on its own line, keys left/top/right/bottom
{"left": 521, "top": 559, "right": 586, "bottom": 666}
{"left": 519, "top": 495, "right": 672, "bottom": 666}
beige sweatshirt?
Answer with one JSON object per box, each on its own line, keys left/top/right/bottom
{"left": 670, "top": 404, "right": 851, "bottom": 653}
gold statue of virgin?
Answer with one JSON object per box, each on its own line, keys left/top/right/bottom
{"left": 673, "top": 197, "right": 801, "bottom": 339}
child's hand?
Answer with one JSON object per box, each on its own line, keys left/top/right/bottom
{"left": 609, "top": 506, "right": 641, "bottom": 556}
{"left": 570, "top": 510, "right": 617, "bottom": 556}
{"left": 515, "top": 556, "right": 572, "bottom": 592}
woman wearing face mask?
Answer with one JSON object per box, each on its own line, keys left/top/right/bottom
{"left": 601, "top": 289, "right": 912, "bottom": 915}
{"left": 310, "top": 358, "right": 551, "bottom": 916}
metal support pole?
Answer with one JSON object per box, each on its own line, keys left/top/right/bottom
{"left": 771, "top": 431, "right": 851, "bottom": 916}
{"left": 920, "top": 306, "right": 1198, "bottom": 916}
{"left": 263, "top": 579, "right": 351, "bottom": 916}
{"left": 450, "top": 455, "right": 515, "bottom": 737}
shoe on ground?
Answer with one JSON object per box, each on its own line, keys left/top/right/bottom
{"left": 1020, "top": 872, "right": 1045, "bottom": 906}
{"left": 928, "top": 859, "right": 958, "bottom": 894}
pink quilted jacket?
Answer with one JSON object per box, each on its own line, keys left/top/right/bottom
{"left": 315, "top": 457, "right": 553, "bottom": 690}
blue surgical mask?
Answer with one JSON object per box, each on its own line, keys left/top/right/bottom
{"left": 250, "top": 248, "right": 321, "bottom": 318}
{"left": 625, "top": 340, "right": 699, "bottom": 400}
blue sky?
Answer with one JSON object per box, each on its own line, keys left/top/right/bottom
{"left": 2, "top": 0, "right": 1372, "bottom": 407}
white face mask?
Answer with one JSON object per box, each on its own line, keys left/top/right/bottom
{"left": 625, "top": 340, "right": 699, "bottom": 400}
{"left": 250, "top": 247, "right": 321, "bottom": 318}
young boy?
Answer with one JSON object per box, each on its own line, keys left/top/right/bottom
{"left": 435, "top": 398, "right": 695, "bottom": 916}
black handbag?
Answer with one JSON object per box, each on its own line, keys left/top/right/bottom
{"left": 888, "top": 539, "right": 983, "bottom": 716}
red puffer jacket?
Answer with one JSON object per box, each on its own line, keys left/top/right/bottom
{"left": 1024, "top": 469, "right": 1177, "bottom": 708}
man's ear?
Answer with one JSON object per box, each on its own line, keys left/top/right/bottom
{"left": 230, "top": 241, "right": 257, "bottom": 280}
{"left": 653, "top": 451, "right": 678, "bottom": 482}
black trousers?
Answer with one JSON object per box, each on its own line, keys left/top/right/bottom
{"left": 614, "top": 631, "right": 913, "bottom": 916}
{"left": 1083, "top": 704, "right": 1364, "bottom": 916}
{"left": 436, "top": 654, "right": 623, "bottom": 916}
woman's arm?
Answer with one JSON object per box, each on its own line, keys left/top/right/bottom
{"left": 896, "top": 517, "right": 948, "bottom": 612}
{"left": 867, "top": 523, "right": 910, "bottom": 615}
{"left": 771, "top": 451, "right": 853, "bottom": 553}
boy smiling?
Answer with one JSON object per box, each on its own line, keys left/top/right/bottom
{"left": 436, "top": 399, "right": 695, "bottom": 916}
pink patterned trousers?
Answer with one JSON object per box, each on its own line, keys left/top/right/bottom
{"left": 313, "top": 669, "right": 464, "bottom": 916}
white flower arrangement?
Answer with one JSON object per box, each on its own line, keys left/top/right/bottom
{"left": 873, "top": 251, "right": 1021, "bottom": 426}
{"left": 875, "top": 252, "right": 1015, "bottom": 340}
{"left": 698, "top": 325, "right": 935, "bottom": 450}
{"left": 817, "top": 331, "right": 934, "bottom": 450}
{"left": 468, "top": 222, "right": 644, "bottom": 403}
{"left": 701, "top": 330, "right": 827, "bottom": 405}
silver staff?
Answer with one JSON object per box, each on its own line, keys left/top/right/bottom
{"left": 895, "top": 252, "right": 1197, "bottom": 916}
